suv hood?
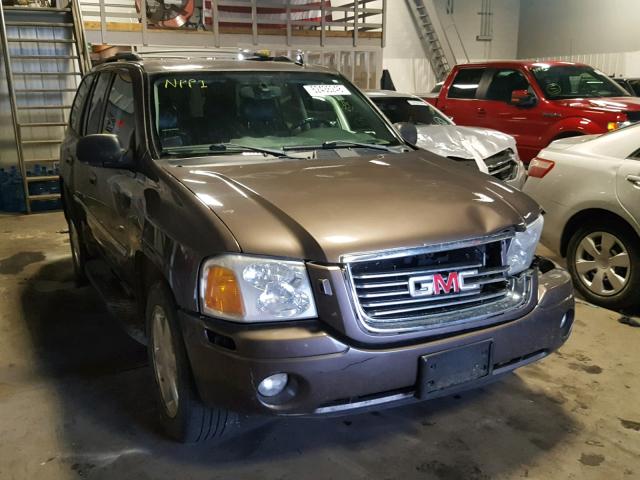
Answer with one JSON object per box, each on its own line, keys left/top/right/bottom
{"left": 416, "top": 125, "right": 516, "bottom": 160}
{"left": 165, "top": 150, "right": 539, "bottom": 262}
{"left": 553, "top": 96, "right": 640, "bottom": 113}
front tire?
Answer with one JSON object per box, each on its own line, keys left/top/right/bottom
{"left": 68, "top": 218, "right": 88, "bottom": 286}
{"left": 567, "top": 220, "right": 640, "bottom": 311}
{"left": 146, "top": 281, "right": 231, "bottom": 443}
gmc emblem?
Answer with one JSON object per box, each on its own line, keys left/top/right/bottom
{"left": 408, "top": 270, "right": 480, "bottom": 297}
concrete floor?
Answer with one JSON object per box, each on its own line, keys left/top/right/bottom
{"left": 0, "top": 212, "right": 638, "bottom": 480}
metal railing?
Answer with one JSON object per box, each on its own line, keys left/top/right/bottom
{"left": 80, "top": 0, "right": 386, "bottom": 48}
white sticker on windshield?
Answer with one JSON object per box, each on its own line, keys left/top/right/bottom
{"left": 303, "top": 84, "right": 351, "bottom": 97}
{"left": 407, "top": 99, "right": 427, "bottom": 106}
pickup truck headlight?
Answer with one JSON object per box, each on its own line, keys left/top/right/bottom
{"left": 199, "top": 254, "right": 317, "bottom": 322}
{"left": 506, "top": 215, "right": 544, "bottom": 275}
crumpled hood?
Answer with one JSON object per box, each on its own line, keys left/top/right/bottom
{"left": 553, "top": 96, "right": 640, "bottom": 112}
{"left": 416, "top": 125, "right": 516, "bottom": 160}
{"left": 165, "top": 150, "right": 539, "bottom": 262}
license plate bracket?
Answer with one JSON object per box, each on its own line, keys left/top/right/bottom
{"left": 417, "top": 340, "right": 493, "bottom": 398}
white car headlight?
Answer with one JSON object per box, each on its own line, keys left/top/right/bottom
{"left": 506, "top": 215, "right": 544, "bottom": 275}
{"left": 199, "top": 254, "right": 317, "bottom": 322}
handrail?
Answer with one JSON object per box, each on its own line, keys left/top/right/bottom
{"left": 70, "top": 0, "right": 92, "bottom": 75}
{"left": 0, "top": 2, "right": 30, "bottom": 213}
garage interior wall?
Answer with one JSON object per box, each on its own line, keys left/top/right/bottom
{"left": 383, "top": 0, "right": 520, "bottom": 95}
{"left": 517, "top": 0, "right": 640, "bottom": 76}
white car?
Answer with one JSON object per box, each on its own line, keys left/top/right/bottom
{"left": 524, "top": 124, "right": 640, "bottom": 311}
{"left": 366, "top": 90, "right": 527, "bottom": 189}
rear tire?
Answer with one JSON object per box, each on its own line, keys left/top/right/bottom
{"left": 146, "top": 281, "right": 231, "bottom": 443}
{"left": 567, "top": 219, "right": 640, "bottom": 311}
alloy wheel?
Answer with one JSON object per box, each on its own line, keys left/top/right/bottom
{"left": 152, "top": 305, "right": 180, "bottom": 418}
{"left": 575, "top": 231, "right": 631, "bottom": 297}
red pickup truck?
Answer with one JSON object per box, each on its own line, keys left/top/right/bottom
{"left": 426, "top": 61, "right": 640, "bottom": 163}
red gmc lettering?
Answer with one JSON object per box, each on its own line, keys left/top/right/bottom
{"left": 432, "top": 272, "right": 460, "bottom": 294}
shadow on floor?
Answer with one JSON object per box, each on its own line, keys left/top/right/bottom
{"left": 19, "top": 257, "right": 579, "bottom": 479}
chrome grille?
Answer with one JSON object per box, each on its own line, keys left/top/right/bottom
{"left": 345, "top": 234, "right": 532, "bottom": 332}
{"left": 486, "top": 149, "right": 518, "bottom": 181}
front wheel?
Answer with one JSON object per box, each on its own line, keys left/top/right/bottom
{"left": 566, "top": 220, "right": 640, "bottom": 311}
{"left": 68, "top": 219, "right": 88, "bottom": 286}
{"left": 146, "top": 281, "right": 232, "bottom": 443}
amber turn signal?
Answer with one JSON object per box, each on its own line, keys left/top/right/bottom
{"left": 203, "top": 266, "right": 244, "bottom": 316}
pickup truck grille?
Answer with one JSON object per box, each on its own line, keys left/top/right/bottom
{"left": 345, "top": 234, "right": 531, "bottom": 332}
{"left": 485, "top": 149, "right": 518, "bottom": 181}
{"left": 626, "top": 111, "right": 640, "bottom": 123}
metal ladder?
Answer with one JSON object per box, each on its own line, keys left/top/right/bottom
{"left": 0, "top": 0, "right": 91, "bottom": 213}
{"left": 405, "top": 0, "right": 454, "bottom": 82}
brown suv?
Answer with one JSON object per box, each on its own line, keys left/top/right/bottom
{"left": 60, "top": 51, "right": 574, "bottom": 443}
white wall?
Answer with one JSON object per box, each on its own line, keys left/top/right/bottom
{"left": 433, "top": 0, "right": 520, "bottom": 62}
{"left": 517, "top": 0, "right": 640, "bottom": 76}
{"left": 518, "top": 0, "right": 640, "bottom": 58}
{"left": 382, "top": 0, "right": 521, "bottom": 95}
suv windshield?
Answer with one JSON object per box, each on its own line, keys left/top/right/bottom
{"left": 151, "top": 71, "right": 400, "bottom": 157}
{"left": 531, "top": 64, "right": 630, "bottom": 99}
{"left": 370, "top": 96, "right": 452, "bottom": 126}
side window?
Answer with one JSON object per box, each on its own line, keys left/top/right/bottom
{"left": 69, "top": 74, "right": 95, "bottom": 133}
{"left": 447, "top": 68, "right": 484, "bottom": 99}
{"left": 101, "top": 71, "right": 135, "bottom": 149}
{"left": 629, "top": 148, "right": 640, "bottom": 159}
{"left": 486, "top": 69, "right": 532, "bottom": 102}
{"left": 84, "top": 72, "right": 113, "bottom": 135}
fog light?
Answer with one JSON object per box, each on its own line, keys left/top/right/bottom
{"left": 560, "top": 309, "right": 574, "bottom": 339}
{"left": 258, "top": 373, "right": 288, "bottom": 397}
{"left": 560, "top": 314, "right": 567, "bottom": 328}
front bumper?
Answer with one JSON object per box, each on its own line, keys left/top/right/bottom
{"left": 180, "top": 262, "right": 574, "bottom": 416}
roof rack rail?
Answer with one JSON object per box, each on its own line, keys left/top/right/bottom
{"left": 129, "top": 48, "right": 304, "bottom": 65}
{"left": 101, "top": 52, "right": 143, "bottom": 64}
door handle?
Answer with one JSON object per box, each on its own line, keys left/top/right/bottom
{"left": 88, "top": 173, "right": 97, "bottom": 185}
{"left": 477, "top": 107, "right": 486, "bottom": 115}
{"left": 626, "top": 174, "right": 640, "bottom": 186}
{"left": 64, "top": 157, "right": 72, "bottom": 164}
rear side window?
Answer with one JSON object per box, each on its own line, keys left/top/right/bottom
{"left": 69, "top": 74, "right": 95, "bottom": 133}
{"left": 448, "top": 68, "right": 484, "bottom": 99}
{"left": 85, "top": 72, "right": 113, "bottom": 135}
{"left": 101, "top": 71, "right": 135, "bottom": 149}
{"left": 485, "top": 69, "right": 531, "bottom": 102}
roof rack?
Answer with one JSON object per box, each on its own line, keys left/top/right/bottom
{"left": 103, "top": 48, "right": 304, "bottom": 65}
{"left": 101, "top": 52, "right": 143, "bottom": 63}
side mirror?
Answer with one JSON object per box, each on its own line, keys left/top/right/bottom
{"left": 394, "top": 122, "right": 418, "bottom": 145}
{"left": 76, "top": 134, "right": 130, "bottom": 168}
{"left": 510, "top": 89, "right": 536, "bottom": 107}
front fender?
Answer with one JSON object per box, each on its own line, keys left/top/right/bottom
{"left": 543, "top": 117, "right": 604, "bottom": 143}
{"left": 140, "top": 163, "right": 241, "bottom": 312}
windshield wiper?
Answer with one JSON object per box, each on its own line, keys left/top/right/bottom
{"left": 283, "top": 140, "right": 395, "bottom": 152}
{"left": 209, "top": 143, "right": 288, "bottom": 157}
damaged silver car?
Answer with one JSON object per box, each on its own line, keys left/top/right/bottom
{"left": 367, "top": 90, "right": 527, "bottom": 189}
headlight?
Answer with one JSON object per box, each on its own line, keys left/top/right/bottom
{"left": 607, "top": 121, "right": 631, "bottom": 131}
{"left": 506, "top": 215, "right": 544, "bottom": 275}
{"left": 199, "top": 254, "right": 317, "bottom": 322}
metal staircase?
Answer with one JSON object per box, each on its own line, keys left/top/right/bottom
{"left": 0, "top": 0, "right": 90, "bottom": 213}
{"left": 406, "top": 0, "right": 455, "bottom": 82}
